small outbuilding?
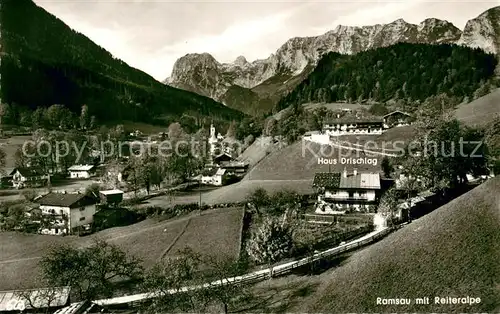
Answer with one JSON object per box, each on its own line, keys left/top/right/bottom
{"left": 99, "top": 189, "right": 124, "bottom": 206}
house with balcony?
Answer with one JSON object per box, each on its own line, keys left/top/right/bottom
{"left": 323, "top": 117, "right": 384, "bottom": 136}
{"left": 312, "top": 169, "right": 381, "bottom": 214}
{"left": 36, "top": 192, "right": 98, "bottom": 235}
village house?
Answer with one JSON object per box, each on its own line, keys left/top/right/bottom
{"left": 201, "top": 168, "right": 228, "bottom": 186}
{"left": 212, "top": 152, "right": 233, "bottom": 165}
{"left": 68, "top": 164, "right": 96, "bottom": 179}
{"left": 36, "top": 192, "right": 98, "bottom": 235}
{"left": 323, "top": 117, "right": 384, "bottom": 136}
{"left": 382, "top": 110, "right": 412, "bottom": 128}
{"left": 219, "top": 161, "right": 249, "bottom": 176}
{"left": 9, "top": 168, "right": 48, "bottom": 189}
{"left": 312, "top": 169, "right": 381, "bottom": 214}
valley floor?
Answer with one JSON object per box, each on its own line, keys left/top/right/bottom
{"left": 0, "top": 207, "right": 244, "bottom": 290}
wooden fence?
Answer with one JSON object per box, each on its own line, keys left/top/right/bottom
{"left": 94, "top": 225, "right": 398, "bottom": 307}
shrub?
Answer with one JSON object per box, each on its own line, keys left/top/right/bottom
{"left": 85, "top": 183, "right": 101, "bottom": 198}
{"left": 246, "top": 217, "right": 293, "bottom": 265}
{"left": 21, "top": 189, "right": 37, "bottom": 202}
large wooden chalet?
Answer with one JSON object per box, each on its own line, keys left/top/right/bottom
{"left": 312, "top": 169, "right": 381, "bottom": 214}
{"left": 323, "top": 117, "right": 384, "bottom": 136}
{"left": 9, "top": 167, "right": 48, "bottom": 189}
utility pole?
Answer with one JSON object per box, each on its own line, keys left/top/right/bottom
{"left": 199, "top": 178, "right": 202, "bottom": 209}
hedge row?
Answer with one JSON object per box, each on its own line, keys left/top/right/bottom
{"left": 135, "top": 202, "right": 246, "bottom": 220}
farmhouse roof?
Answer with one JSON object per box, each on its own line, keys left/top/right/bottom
{"left": 68, "top": 164, "right": 95, "bottom": 171}
{"left": 202, "top": 168, "right": 218, "bottom": 176}
{"left": 9, "top": 167, "right": 45, "bottom": 177}
{"left": 215, "top": 168, "right": 226, "bottom": 176}
{"left": 99, "top": 189, "right": 124, "bottom": 195}
{"left": 313, "top": 172, "right": 341, "bottom": 188}
{"left": 221, "top": 161, "right": 249, "bottom": 169}
{"left": 324, "top": 117, "right": 384, "bottom": 124}
{"left": 383, "top": 110, "right": 411, "bottom": 118}
{"left": 0, "top": 286, "right": 70, "bottom": 312}
{"left": 53, "top": 301, "right": 89, "bottom": 314}
{"left": 313, "top": 172, "right": 381, "bottom": 189}
{"left": 37, "top": 192, "right": 97, "bottom": 208}
{"left": 213, "top": 153, "right": 232, "bottom": 162}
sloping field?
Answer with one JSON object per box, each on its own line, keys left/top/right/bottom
{"left": 268, "top": 176, "right": 500, "bottom": 313}
{"left": 0, "top": 207, "right": 244, "bottom": 290}
{"left": 0, "top": 135, "right": 31, "bottom": 171}
{"left": 454, "top": 88, "right": 500, "bottom": 127}
{"left": 272, "top": 102, "right": 365, "bottom": 121}
{"left": 237, "top": 136, "right": 274, "bottom": 167}
{"left": 166, "top": 207, "right": 244, "bottom": 259}
{"left": 246, "top": 140, "right": 383, "bottom": 181}
{"left": 302, "top": 102, "right": 367, "bottom": 112}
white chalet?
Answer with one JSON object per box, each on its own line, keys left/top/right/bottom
{"left": 68, "top": 164, "right": 95, "bottom": 179}
{"left": 37, "top": 192, "right": 98, "bottom": 235}
{"left": 201, "top": 168, "right": 228, "bottom": 186}
{"left": 323, "top": 117, "right": 384, "bottom": 136}
{"left": 312, "top": 169, "right": 381, "bottom": 214}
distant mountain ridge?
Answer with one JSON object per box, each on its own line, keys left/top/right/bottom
{"left": 166, "top": 6, "right": 500, "bottom": 116}
{"left": 0, "top": 0, "right": 244, "bottom": 126}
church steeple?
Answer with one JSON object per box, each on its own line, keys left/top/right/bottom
{"left": 210, "top": 123, "right": 216, "bottom": 140}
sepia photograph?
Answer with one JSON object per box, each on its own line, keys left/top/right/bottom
{"left": 0, "top": 0, "right": 499, "bottom": 313}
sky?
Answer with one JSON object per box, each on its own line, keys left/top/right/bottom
{"left": 34, "top": 0, "right": 500, "bottom": 81}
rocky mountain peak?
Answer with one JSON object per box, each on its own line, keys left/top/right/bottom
{"left": 165, "top": 6, "right": 499, "bottom": 115}
{"left": 234, "top": 55, "right": 248, "bottom": 66}
{"left": 173, "top": 52, "right": 219, "bottom": 69}
{"left": 458, "top": 5, "right": 500, "bottom": 54}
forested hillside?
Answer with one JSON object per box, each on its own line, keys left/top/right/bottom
{"left": 276, "top": 43, "right": 498, "bottom": 112}
{"left": 0, "top": 0, "right": 244, "bottom": 126}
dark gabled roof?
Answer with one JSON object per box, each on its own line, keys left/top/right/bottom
{"left": 324, "top": 117, "right": 384, "bottom": 124}
{"left": 220, "top": 160, "right": 249, "bottom": 168}
{"left": 213, "top": 153, "right": 232, "bottom": 162}
{"left": 313, "top": 172, "right": 381, "bottom": 189}
{"left": 37, "top": 192, "right": 97, "bottom": 208}
{"left": 313, "top": 172, "right": 341, "bottom": 188}
{"left": 201, "top": 168, "right": 218, "bottom": 176}
{"left": 9, "top": 167, "right": 45, "bottom": 177}
{"left": 383, "top": 110, "right": 411, "bottom": 118}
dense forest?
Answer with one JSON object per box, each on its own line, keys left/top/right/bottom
{"left": 0, "top": 0, "right": 244, "bottom": 126}
{"left": 275, "top": 43, "right": 498, "bottom": 112}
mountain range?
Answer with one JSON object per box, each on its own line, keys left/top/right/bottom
{"left": 166, "top": 6, "right": 500, "bottom": 116}
{"left": 0, "top": 0, "right": 244, "bottom": 127}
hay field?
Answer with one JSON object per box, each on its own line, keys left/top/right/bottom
{"left": 0, "top": 207, "right": 244, "bottom": 290}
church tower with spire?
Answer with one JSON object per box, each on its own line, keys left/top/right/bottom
{"left": 208, "top": 123, "right": 218, "bottom": 157}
